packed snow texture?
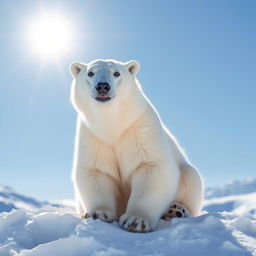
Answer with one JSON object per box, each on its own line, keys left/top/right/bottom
{"left": 0, "top": 179, "right": 256, "bottom": 256}
{"left": 0, "top": 207, "right": 256, "bottom": 256}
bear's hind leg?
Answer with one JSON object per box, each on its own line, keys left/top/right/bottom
{"left": 170, "top": 165, "right": 204, "bottom": 217}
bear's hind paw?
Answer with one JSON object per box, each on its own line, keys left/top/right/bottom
{"left": 162, "top": 202, "right": 191, "bottom": 220}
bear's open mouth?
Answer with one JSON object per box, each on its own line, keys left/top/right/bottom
{"left": 95, "top": 94, "right": 112, "bottom": 102}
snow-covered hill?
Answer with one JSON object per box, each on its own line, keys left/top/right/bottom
{"left": 0, "top": 179, "right": 255, "bottom": 256}
{"left": 204, "top": 192, "right": 256, "bottom": 215}
{"left": 205, "top": 178, "right": 256, "bottom": 199}
{"left": 0, "top": 185, "right": 44, "bottom": 212}
{"left": 204, "top": 178, "right": 256, "bottom": 215}
{"left": 0, "top": 185, "right": 73, "bottom": 213}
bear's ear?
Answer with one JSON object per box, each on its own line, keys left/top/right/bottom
{"left": 70, "top": 62, "right": 86, "bottom": 78}
{"left": 124, "top": 60, "right": 140, "bottom": 76}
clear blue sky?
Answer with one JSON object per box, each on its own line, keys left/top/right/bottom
{"left": 0, "top": 0, "right": 255, "bottom": 200}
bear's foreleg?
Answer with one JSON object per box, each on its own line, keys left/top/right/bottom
{"left": 119, "top": 163, "right": 179, "bottom": 232}
{"left": 74, "top": 168, "right": 118, "bottom": 223}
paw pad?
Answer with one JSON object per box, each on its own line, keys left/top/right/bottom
{"left": 162, "top": 202, "right": 191, "bottom": 220}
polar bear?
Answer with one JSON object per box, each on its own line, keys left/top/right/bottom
{"left": 69, "top": 59, "right": 203, "bottom": 232}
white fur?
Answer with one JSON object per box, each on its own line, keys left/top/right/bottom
{"left": 70, "top": 59, "right": 204, "bottom": 232}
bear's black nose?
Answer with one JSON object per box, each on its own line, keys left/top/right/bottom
{"left": 95, "top": 82, "right": 111, "bottom": 93}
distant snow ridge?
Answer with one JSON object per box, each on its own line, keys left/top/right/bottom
{"left": 205, "top": 178, "right": 256, "bottom": 199}
{"left": 0, "top": 185, "right": 71, "bottom": 213}
{"left": 0, "top": 185, "right": 44, "bottom": 212}
{"left": 203, "top": 178, "right": 256, "bottom": 216}
{"left": 203, "top": 192, "right": 256, "bottom": 216}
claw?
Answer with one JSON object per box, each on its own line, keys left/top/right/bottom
{"left": 141, "top": 220, "right": 146, "bottom": 232}
{"left": 82, "top": 212, "right": 89, "bottom": 219}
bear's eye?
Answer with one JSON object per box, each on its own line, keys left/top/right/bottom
{"left": 113, "top": 71, "right": 120, "bottom": 77}
{"left": 88, "top": 71, "right": 94, "bottom": 77}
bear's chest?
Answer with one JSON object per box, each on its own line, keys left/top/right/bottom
{"left": 113, "top": 125, "right": 153, "bottom": 180}
{"left": 90, "top": 119, "right": 121, "bottom": 144}
{"left": 87, "top": 105, "right": 140, "bottom": 145}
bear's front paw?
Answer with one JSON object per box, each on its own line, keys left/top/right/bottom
{"left": 119, "top": 214, "right": 151, "bottom": 233}
{"left": 82, "top": 209, "right": 116, "bottom": 223}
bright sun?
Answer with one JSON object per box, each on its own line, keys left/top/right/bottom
{"left": 27, "top": 14, "right": 74, "bottom": 58}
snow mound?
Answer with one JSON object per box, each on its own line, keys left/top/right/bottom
{"left": 0, "top": 207, "right": 255, "bottom": 256}
{"left": 205, "top": 178, "right": 256, "bottom": 199}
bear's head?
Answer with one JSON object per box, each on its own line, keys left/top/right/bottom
{"left": 70, "top": 59, "right": 140, "bottom": 105}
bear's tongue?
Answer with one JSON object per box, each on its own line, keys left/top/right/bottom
{"left": 99, "top": 94, "right": 108, "bottom": 99}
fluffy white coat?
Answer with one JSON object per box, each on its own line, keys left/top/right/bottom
{"left": 70, "top": 59, "right": 203, "bottom": 232}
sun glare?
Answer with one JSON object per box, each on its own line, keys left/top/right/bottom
{"left": 27, "top": 14, "right": 74, "bottom": 58}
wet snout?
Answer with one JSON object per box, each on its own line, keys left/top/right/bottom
{"left": 95, "top": 81, "right": 112, "bottom": 102}
{"left": 92, "top": 68, "right": 115, "bottom": 103}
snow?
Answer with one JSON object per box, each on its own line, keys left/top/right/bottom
{"left": 205, "top": 178, "right": 256, "bottom": 199}
{"left": 0, "top": 207, "right": 255, "bottom": 256}
{"left": 204, "top": 178, "right": 256, "bottom": 216}
{"left": 0, "top": 185, "right": 73, "bottom": 213}
{"left": 0, "top": 179, "right": 256, "bottom": 256}
{"left": 204, "top": 192, "right": 256, "bottom": 215}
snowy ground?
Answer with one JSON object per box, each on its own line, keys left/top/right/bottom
{"left": 0, "top": 179, "right": 256, "bottom": 256}
{"left": 0, "top": 207, "right": 255, "bottom": 256}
